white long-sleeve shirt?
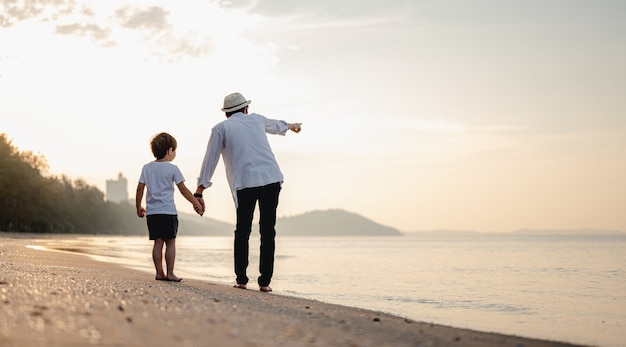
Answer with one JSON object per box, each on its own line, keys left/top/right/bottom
{"left": 197, "top": 112, "right": 288, "bottom": 207}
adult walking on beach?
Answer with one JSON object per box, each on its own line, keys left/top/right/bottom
{"left": 195, "top": 92, "right": 302, "bottom": 292}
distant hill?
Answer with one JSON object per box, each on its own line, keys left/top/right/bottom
{"left": 178, "top": 213, "right": 233, "bottom": 236}
{"left": 276, "top": 209, "right": 402, "bottom": 236}
{"left": 178, "top": 209, "right": 402, "bottom": 237}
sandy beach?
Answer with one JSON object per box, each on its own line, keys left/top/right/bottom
{"left": 0, "top": 234, "right": 586, "bottom": 347}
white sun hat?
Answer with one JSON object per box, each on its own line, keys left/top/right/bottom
{"left": 221, "top": 92, "right": 251, "bottom": 112}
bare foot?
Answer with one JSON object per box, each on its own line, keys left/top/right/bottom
{"left": 166, "top": 275, "right": 182, "bottom": 282}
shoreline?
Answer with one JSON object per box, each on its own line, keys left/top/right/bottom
{"left": 0, "top": 234, "right": 586, "bottom": 347}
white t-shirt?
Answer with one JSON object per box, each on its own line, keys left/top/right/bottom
{"left": 139, "top": 161, "right": 185, "bottom": 215}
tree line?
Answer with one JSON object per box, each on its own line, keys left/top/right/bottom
{"left": 0, "top": 133, "right": 144, "bottom": 234}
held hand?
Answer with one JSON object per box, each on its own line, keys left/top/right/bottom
{"left": 193, "top": 203, "right": 204, "bottom": 216}
{"left": 194, "top": 197, "right": 205, "bottom": 216}
{"left": 199, "top": 197, "right": 206, "bottom": 213}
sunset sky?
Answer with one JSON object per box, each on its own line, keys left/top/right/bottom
{"left": 2, "top": 0, "right": 625, "bottom": 232}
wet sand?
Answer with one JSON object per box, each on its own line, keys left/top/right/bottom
{"left": 0, "top": 234, "right": 586, "bottom": 347}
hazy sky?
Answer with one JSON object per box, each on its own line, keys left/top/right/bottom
{"left": 2, "top": 0, "right": 625, "bottom": 232}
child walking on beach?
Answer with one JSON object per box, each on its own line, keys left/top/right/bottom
{"left": 136, "top": 132, "right": 203, "bottom": 282}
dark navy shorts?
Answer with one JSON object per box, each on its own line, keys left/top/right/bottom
{"left": 146, "top": 214, "right": 178, "bottom": 240}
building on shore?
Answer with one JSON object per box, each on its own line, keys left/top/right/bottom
{"left": 106, "top": 173, "right": 128, "bottom": 203}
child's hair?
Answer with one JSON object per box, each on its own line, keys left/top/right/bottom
{"left": 150, "top": 132, "right": 177, "bottom": 159}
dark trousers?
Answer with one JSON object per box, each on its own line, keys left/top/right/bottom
{"left": 234, "top": 182, "right": 281, "bottom": 286}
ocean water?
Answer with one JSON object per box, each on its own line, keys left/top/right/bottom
{"left": 42, "top": 234, "right": 626, "bottom": 347}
